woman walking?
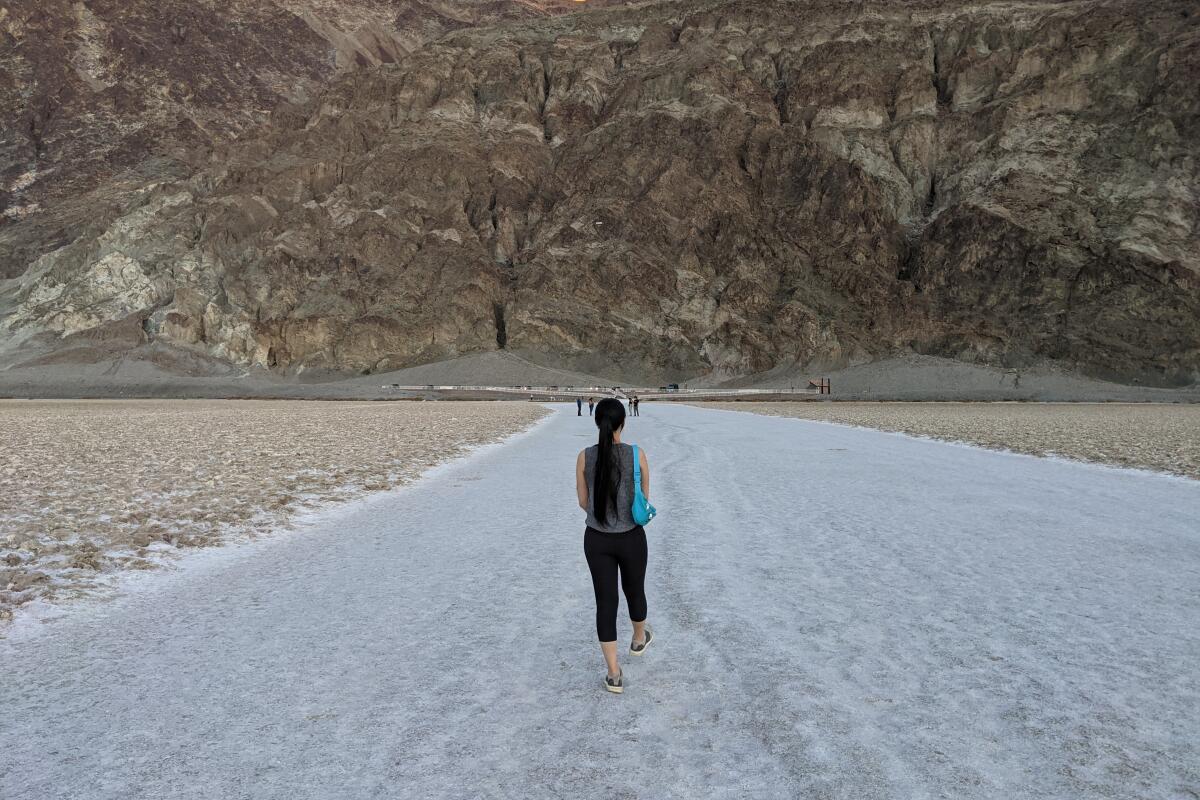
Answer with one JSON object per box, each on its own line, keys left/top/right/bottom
{"left": 576, "top": 398, "right": 653, "bottom": 693}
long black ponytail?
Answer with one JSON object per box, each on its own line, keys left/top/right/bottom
{"left": 592, "top": 398, "right": 626, "bottom": 525}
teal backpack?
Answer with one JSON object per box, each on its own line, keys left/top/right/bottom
{"left": 630, "top": 444, "right": 657, "bottom": 525}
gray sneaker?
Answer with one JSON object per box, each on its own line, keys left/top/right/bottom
{"left": 604, "top": 670, "right": 624, "bottom": 694}
{"left": 630, "top": 627, "right": 654, "bottom": 656}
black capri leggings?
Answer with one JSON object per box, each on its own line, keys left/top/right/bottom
{"left": 584, "top": 525, "right": 648, "bottom": 642}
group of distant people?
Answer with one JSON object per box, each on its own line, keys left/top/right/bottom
{"left": 577, "top": 395, "right": 640, "bottom": 416}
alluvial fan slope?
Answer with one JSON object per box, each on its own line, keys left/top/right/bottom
{"left": 2, "top": 0, "right": 1197, "bottom": 386}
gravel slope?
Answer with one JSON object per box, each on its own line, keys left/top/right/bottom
{"left": 1, "top": 403, "right": 1198, "bottom": 798}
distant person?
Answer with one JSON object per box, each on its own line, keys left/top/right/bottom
{"left": 631, "top": 395, "right": 639, "bottom": 416}
{"left": 588, "top": 397, "right": 595, "bottom": 415}
{"left": 577, "top": 396, "right": 583, "bottom": 416}
{"left": 576, "top": 398, "right": 653, "bottom": 694}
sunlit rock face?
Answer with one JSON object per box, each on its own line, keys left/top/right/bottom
{"left": 2, "top": 0, "right": 1198, "bottom": 385}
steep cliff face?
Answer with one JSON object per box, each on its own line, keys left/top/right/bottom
{"left": 2, "top": 0, "right": 1198, "bottom": 385}
{"left": 1, "top": 0, "right": 327, "bottom": 277}
{"left": 0, "top": 0, "right": 599, "bottom": 277}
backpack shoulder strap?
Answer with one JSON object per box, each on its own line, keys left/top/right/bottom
{"left": 631, "top": 444, "right": 640, "bottom": 483}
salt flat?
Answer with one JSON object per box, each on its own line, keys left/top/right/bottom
{"left": 0, "top": 400, "right": 548, "bottom": 618}
{"left": 709, "top": 400, "right": 1200, "bottom": 480}
{"left": 1, "top": 403, "right": 1198, "bottom": 799}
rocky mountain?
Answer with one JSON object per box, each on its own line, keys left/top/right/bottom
{"left": 0, "top": 0, "right": 604, "bottom": 276}
{"left": 2, "top": 0, "right": 1197, "bottom": 386}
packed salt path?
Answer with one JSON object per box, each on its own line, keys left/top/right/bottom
{"left": 1, "top": 403, "right": 1198, "bottom": 799}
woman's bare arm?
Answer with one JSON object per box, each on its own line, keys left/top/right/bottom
{"left": 639, "top": 447, "right": 650, "bottom": 498}
{"left": 576, "top": 449, "right": 589, "bottom": 510}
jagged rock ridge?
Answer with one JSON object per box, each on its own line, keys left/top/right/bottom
{"left": 2, "top": 0, "right": 1198, "bottom": 386}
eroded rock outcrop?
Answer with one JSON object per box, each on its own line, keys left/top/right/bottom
{"left": 2, "top": 0, "right": 1198, "bottom": 385}
{"left": 0, "top": 0, "right": 597, "bottom": 277}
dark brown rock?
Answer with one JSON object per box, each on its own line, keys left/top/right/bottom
{"left": 1, "top": 0, "right": 1197, "bottom": 386}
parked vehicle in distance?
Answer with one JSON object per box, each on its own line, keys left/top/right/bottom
{"left": 666, "top": 383, "right": 679, "bottom": 392}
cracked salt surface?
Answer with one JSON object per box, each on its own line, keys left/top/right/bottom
{"left": 707, "top": 401, "right": 1200, "bottom": 481}
{"left": 0, "top": 399, "right": 549, "bottom": 619}
{"left": 1, "top": 403, "right": 1198, "bottom": 799}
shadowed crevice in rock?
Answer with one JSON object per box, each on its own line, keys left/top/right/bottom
{"left": 932, "top": 42, "right": 954, "bottom": 109}
{"left": 493, "top": 303, "right": 508, "bottom": 350}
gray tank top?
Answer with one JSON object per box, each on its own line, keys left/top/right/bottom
{"left": 583, "top": 442, "right": 637, "bottom": 533}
